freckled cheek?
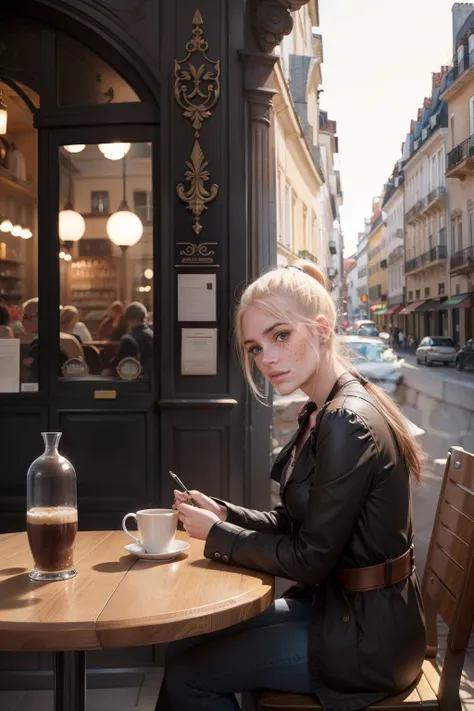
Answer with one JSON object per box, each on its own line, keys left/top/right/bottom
{"left": 282, "top": 340, "right": 309, "bottom": 362}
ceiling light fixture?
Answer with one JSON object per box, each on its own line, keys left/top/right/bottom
{"left": 98, "top": 142, "right": 131, "bottom": 161}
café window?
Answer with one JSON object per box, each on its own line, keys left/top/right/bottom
{"left": 133, "top": 190, "right": 153, "bottom": 223}
{"left": 91, "top": 191, "right": 109, "bottom": 215}
{"left": 58, "top": 142, "right": 153, "bottom": 383}
{"left": 0, "top": 81, "right": 39, "bottom": 393}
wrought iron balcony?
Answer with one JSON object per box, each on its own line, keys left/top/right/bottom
{"left": 329, "top": 240, "right": 337, "bottom": 255}
{"left": 404, "top": 245, "right": 447, "bottom": 275}
{"left": 425, "top": 186, "right": 447, "bottom": 212}
{"left": 446, "top": 133, "right": 474, "bottom": 179}
{"left": 406, "top": 198, "right": 426, "bottom": 224}
{"left": 450, "top": 245, "right": 474, "bottom": 274}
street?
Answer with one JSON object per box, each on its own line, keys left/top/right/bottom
{"left": 401, "top": 352, "right": 474, "bottom": 387}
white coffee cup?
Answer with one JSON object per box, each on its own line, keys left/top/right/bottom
{"left": 122, "top": 509, "right": 178, "bottom": 553}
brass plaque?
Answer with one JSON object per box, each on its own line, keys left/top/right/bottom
{"left": 94, "top": 390, "right": 117, "bottom": 400}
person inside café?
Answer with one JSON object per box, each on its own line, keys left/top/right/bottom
{"left": 22, "top": 297, "right": 68, "bottom": 380}
{"left": 102, "top": 302, "right": 153, "bottom": 378}
{"left": 156, "top": 261, "right": 426, "bottom": 711}
{"left": 60, "top": 304, "right": 92, "bottom": 344}
{"left": 8, "top": 305, "right": 26, "bottom": 338}
{"left": 0, "top": 304, "right": 13, "bottom": 338}
{"left": 98, "top": 300, "right": 128, "bottom": 341}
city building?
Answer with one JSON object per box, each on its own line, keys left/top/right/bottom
{"left": 355, "top": 228, "right": 370, "bottom": 319}
{"left": 402, "top": 71, "right": 449, "bottom": 343}
{"left": 367, "top": 197, "right": 388, "bottom": 328}
{"left": 275, "top": 2, "right": 325, "bottom": 267}
{"left": 383, "top": 158, "right": 406, "bottom": 330}
{"left": 441, "top": 2, "right": 474, "bottom": 345}
{"left": 343, "top": 255, "right": 357, "bottom": 323}
{"left": 319, "top": 111, "right": 344, "bottom": 300}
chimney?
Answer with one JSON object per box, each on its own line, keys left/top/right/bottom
{"left": 417, "top": 108, "right": 423, "bottom": 122}
{"left": 423, "top": 97, "right": 432, "bottom": 109}
{"left": 432, "top": 72, "right": 441, "bottom": 88}
{"left": 410, "top": 120, "right": 415, "bottom": 134}
{"left": 452, "top": 4, "right": 474, "bottom": 52}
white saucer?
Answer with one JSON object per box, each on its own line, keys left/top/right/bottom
{"left": 125, "top": 539, "right": 190, "bottom": 561}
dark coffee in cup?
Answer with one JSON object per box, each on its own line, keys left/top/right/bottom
{"left": 27, "top": 506, "right": 78, "bottom": 573}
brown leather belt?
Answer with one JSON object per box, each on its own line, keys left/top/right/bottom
{"left": 337, "top": 546, "right": 415, "bottom": 593}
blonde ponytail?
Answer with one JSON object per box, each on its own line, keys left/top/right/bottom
{"left": 345, "top": 365, "right": 423, "bottom": 483}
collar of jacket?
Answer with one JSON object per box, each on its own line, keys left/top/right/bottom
{"left": 270, "top": 372, "right": 359, "bottom": 483}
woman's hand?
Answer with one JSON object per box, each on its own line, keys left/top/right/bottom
{"left": 173, "top": 490, "right": 227, "bottom": 521}
{"left": 176, "top": 502, "right": 220, "bottom": 540}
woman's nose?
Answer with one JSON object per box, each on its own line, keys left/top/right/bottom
{"left": 261, "top": 349, "right": 278, "bottom": 365}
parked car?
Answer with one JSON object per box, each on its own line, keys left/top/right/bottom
{"left": 357, "top": 324, "right": 380, "bottom": 337}
{"left": 415, "top": 337, "right": 457, "bottom": 367}
{"left": 353, "top": 319, "right": 376, "bottom": 332}
{"left": 339, "top": 335, "right": 403, "bottom": 400}
{"left": 456, "top": 339, "right": 474, "bottom": 371}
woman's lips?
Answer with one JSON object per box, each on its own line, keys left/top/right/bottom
{"left": 270, "top": 371, "right": 289, "bottom": 382}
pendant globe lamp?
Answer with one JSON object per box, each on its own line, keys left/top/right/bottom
{"left": 98, "top": 142, "right": 130, "bottom": 161}
{"left": 59, "top": 152, "right": 85, "bottom": 252}
{"left": 107, "top": 154, "right": 143, "bottom": 301}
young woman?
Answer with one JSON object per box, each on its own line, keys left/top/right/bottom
{"left": 155, "top": 262, "right": 426, "bottom": 711}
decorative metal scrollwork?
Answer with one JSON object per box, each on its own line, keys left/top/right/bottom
{"left": 175, "top": 9, "right": 220, "bottom": 236}
{"left": 176, "top": 140, "right": 218, "bottom": 236}
{"left": 174, "top": 9, "right": 220, "bottom": 136}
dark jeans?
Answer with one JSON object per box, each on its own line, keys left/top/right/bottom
{"left": 155, "top": 597, "right": 313, "bottom": 710}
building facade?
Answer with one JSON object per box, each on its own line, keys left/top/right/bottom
{"left": 442, "top": 2, "right": 474, "bottom": 345}
{"left": 367, "top": 198, "right": 388, "bottom": 327}
{"left": 383, "top": 162, "right": 406, "bottom": 328}
{"left": 355, "top": 229, "right": 369, "bottom": 319}
{"left": 319, "top": 112, "right": 344, "bottom": 299}
{"left": 402, "top": 75, "right": 449, "bottom": 342}
{"left": 275, "top": 2, "right": 325, "bottom": 267}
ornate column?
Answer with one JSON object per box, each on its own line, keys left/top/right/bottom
{"left": 241, "top": 0, "right": 312, "bottom": 508}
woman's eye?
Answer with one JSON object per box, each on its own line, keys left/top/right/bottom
{"left": 276, "top": 331, "right": 289, "bottom": 342}
{"left": 248, "top": 345, "right": 261, "bottom": 356}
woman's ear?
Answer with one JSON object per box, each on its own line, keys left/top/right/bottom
{"left": 315, "top": 315, "right": 331, "bottom": 344}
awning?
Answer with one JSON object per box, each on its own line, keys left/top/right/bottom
{"left": 441, "top": 292, "right": 473, "bottom": 309}
{"left": 385, "top": 303, "right": 404, "bottom": 316}
{"left": 415, "top": 299, "right": 444, "bottom": 312}
{"left": 374, "top": 307, "right": 387, "bottom": 315}
{"left": 399, "top": 300, "right": 426, "bottom": 315}
{"left": 370, "top": 303, "right": 382, "bottom": 312}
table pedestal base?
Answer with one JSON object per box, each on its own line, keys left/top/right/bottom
{"left": 54, "top": 651, "right": 86, "bottom": 711}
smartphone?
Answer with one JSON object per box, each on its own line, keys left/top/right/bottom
{"left": 169, "top": 471, "right": 199, "bottom": 507}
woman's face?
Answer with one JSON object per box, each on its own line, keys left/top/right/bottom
{"left": 241, "top": 297, "right": 324, "bottom": 396}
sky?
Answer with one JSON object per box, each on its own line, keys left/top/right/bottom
{"left": 317, "top": 0, "right": 459, "bottom": 256}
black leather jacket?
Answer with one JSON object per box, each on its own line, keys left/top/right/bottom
{"left": 205, "top": 373, "right": 426, "bottom": 711}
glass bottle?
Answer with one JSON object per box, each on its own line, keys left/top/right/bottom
{"left": 26, "top": 432, "right": 78, "bottom": 581}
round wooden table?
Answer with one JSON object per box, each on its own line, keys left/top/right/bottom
{"left": 0, "top": 530, "right": 274, "bottom": 711}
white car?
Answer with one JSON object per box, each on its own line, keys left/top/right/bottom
{"left": 339, "top": 336, "right": 404, "bottom": 400}
{"left": 415, "top": 337, "right": 457, "bottom": 367}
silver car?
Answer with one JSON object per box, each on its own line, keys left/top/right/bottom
{"left": 415, "top": 337, "right": 457, "bottom": 367}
